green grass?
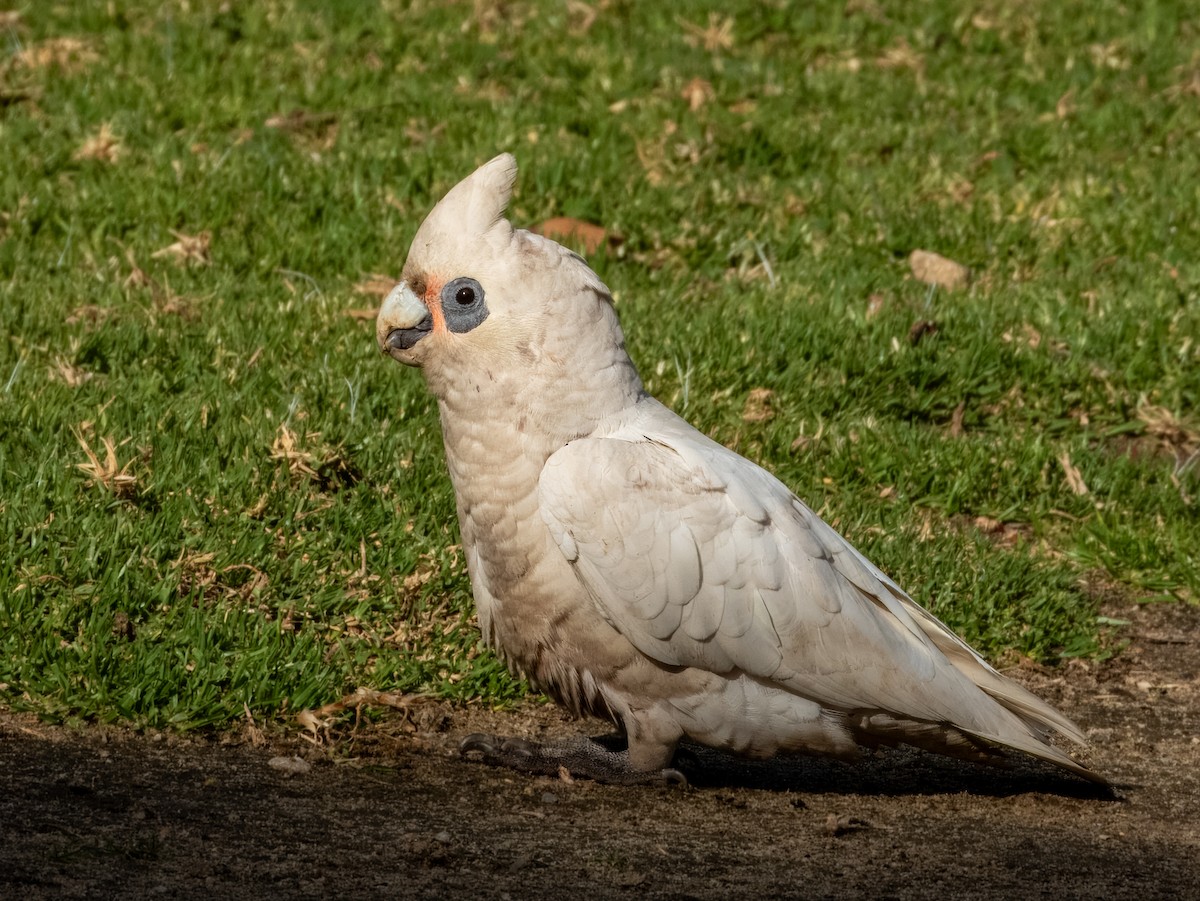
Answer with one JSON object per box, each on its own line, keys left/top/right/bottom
{"left": 1, "top": 0, "right": 1196, "bottom": 729}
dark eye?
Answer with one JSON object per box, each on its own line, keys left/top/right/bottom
{"left": 440, "top": 276, "right": 489, "bottom": 334}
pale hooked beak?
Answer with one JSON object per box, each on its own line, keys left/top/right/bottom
{"left": 376, "top": 282, "right": 432, "bottom": 361}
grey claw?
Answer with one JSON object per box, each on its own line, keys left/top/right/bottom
{"left": 458, "top": 733, "right": 686, "bottom": 786}
{"left": 658, "top": 768, "right": 689, "bottom": 788}
{"left": 460, "top": 733, "right": 498, "bottom": 755}
{"left": 460, "top": 733, "right": 537, "bottom": 764}
{"left": 499, "top": 738, "right": 535, "bottom": 759}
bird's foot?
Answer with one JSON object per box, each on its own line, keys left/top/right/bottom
{"left": 459, "top": 733, "right": 687, "bottom": 787}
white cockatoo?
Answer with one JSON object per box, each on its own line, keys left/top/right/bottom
{"left": 376, "top": 154, "right": 1102, "bottom": 785}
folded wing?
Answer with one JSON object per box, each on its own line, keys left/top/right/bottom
{"left": 538, "top": 403, "right": 1095, "bottom": 778}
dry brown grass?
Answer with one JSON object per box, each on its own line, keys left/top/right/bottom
{"left": 152, "top": 230, "right": 211, "bottom": 267}
{"left": 14, "top": 37, "right": 98, "bottom": 72}
{"left": 73, "top": 122, "right": 124, "bottom": 164}
{"left": 75, "top": 432, "right": 137, "bottom": 498}
{"left": 270, "top": 424, "right": 360, "bottom": 491}
{"left": 170, "top": 550, "right": 269, "bottom": 605}
{"left": 1136, "top": 402, "right": 1200, "bottom": 460}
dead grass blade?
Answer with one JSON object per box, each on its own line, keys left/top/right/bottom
{"left": 264, "top": 109, "right": 340, "bottom": 152}
{"left": 531, "top": 217, "right": 622, "bottom": 255}
{"left": 742, "top": 387, "right": 775, "bottom": 423}
{"left": 297, "top": 689, "right": 434, "bottom": 745}
{"left": 909, "top": 249, "right": 969, "bottom": 291}
{"left": 75, "top": 432, "right": 137, "bottom": 498}
{"left": 270, "top": 424, "right": 359, "bottom": 491}
{"left": 1136, "top": 401, "right": 1200, "bottom": 458}
{"left": 73, "top": 122, "right": 124, "bottom": 164}
{"left": 345, "top": 274, "right": 398, "bottom": 320}
{"left": 353, "top": 274, "right": 400, "bottom": 297}
{"left": 52, "top": 358, "right": 94, "bottom": 387}
{"left": 170, "top": 550, "right": 268, "bottom": 604}
{"left": 1058, "top": 451, "right": 1090, "bottom": 496}
{"left": 152, "top": 230, "right": 211, "bottom": 266}
{"left": 680, "top": 13, "right": 734, "bottom": 52}
{"left": 680, "top": 77, "right": 715, "bottom": 111}
{"left": 15, "top": 37, "right": 98, "bottom": 72}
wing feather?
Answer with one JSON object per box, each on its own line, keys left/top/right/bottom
{"left": 538, "top": 409, "right": 1090, "bottom": 770}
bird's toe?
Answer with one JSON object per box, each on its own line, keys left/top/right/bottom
{"left": 656, "top": 767, "right": 689, "bottom": 787}
{"left": 498, "top": 737, "right": 536, "bottom": 758}
{"left": 459, "top": 732, "right": 500, "bottom": 756}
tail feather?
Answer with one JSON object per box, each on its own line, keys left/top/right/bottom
{"left": 852, "top": 711, "right": 1105, "bottom": 784}
{"left": 884, "top": 586, "right": 1105, "bottom": 783}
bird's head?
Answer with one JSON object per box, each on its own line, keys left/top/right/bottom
{"left": 376, "top": 153, "right": 519, "bottom": 372}
{"left": 377, "top": 154, "right": 642, "bottom": 416}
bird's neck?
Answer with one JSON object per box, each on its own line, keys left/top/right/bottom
{"left": 435, "top": 369, "right": 642, "bottom": 465}
{"left": 429, "top": 338, "right": 645, "bottom": 460}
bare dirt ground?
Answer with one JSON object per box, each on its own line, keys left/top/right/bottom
{"left": 2, "top": 601, "right": 1198, "bottom": 900}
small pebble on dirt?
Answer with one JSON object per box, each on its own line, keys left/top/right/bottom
{"left": 267, "top": 755, "right": 311, "bottom": 776}
{"left": 824, "top": 813, "right": 870, "bottom": 837}
{"left": 909, "top": 249, "right": 969, "bottom": 290}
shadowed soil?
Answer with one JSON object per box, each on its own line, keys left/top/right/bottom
{"left": 2, "top": 602, "right": 1198, "bottom": 900}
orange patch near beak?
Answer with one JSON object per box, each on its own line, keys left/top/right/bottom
{"left": 424, "top": 281, "right": 447, "bottom": 334}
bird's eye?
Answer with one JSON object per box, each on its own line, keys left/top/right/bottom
{"left": 440, "top": 276, "right": 489, "bottom": 334}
